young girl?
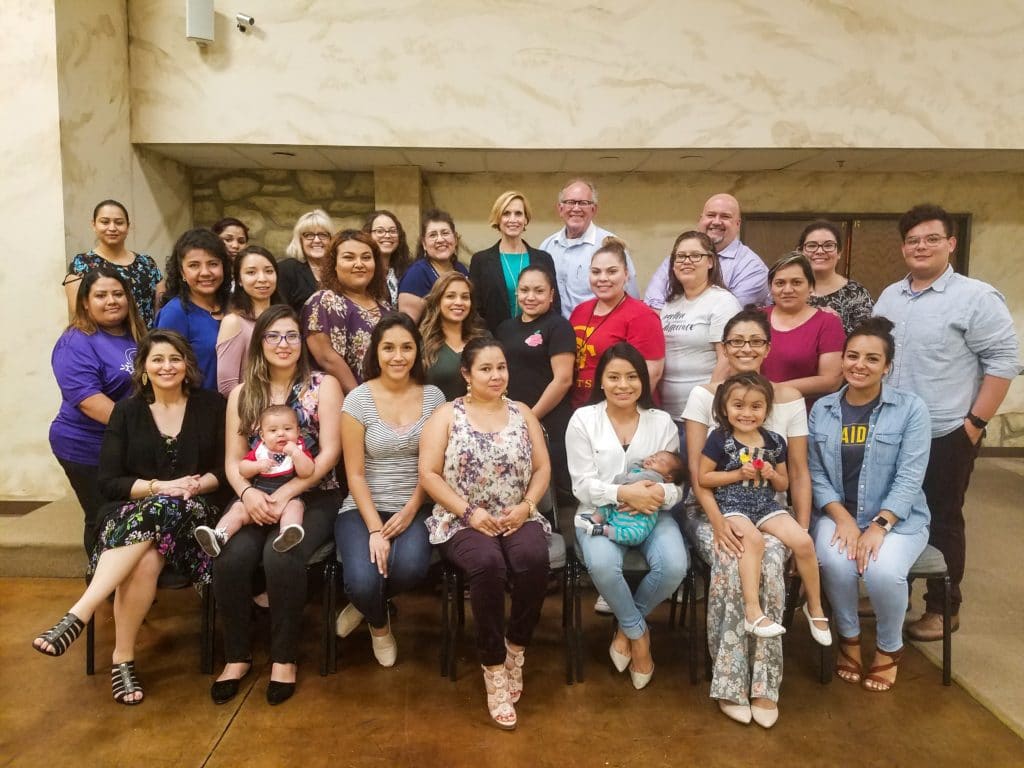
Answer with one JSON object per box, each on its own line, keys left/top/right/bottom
{"left": 195, "top": 404, "right": 314, "bottom": 556}
{"left": 698, "top": 372, "right": 832, "bottom": 646}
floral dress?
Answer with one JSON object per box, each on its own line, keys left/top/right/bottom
{"left": 426, "top": 398, "right": 551, "bottom": 545}
{"left": 67, "top": 251, "right": 163, "bottom": 328}
{"left": 91, "top": 434, "right": 217, "bottom": 585}
{"left": 809, "top": 280, "right": 874, "bottom": 335}
{"left": 301, "top": 290, "right": 386, "bottom": 384}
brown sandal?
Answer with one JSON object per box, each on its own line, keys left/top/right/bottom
{"left": 835, "top": 635, "right": 862, "bottom": 684}
{"left": 863, "top": 647, "right": 903, "bottom": 692}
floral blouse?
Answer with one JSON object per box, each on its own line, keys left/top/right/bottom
{"left": 67, "top": 251, "right": 163, "bottom": 328}
{"left": 426, "top": 397, "right": 550, "bottom": 544}
{"left": 809, "top": 279, "right": 874, "bottom": 335}
{"left": 301, "top": 290, "right": 386, "bottom": 385}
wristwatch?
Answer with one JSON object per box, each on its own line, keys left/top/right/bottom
{"left": 966, "top": 412, "right": 988, "bottom": 429}
{"left": 871, "top": 515, "right": 893, "bottom": 533}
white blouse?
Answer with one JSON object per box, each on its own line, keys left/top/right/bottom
{"left": 566, "top": 401, "right": 683, "bottom": 516}
{"left": 681, "top": 385, "right": 808, "bottom": 438}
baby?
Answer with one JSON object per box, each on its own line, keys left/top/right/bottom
{"left": 195, "top": 404, "right": 314, "bottom": 557}
{"left": 575, "top": 450, "right": 686, "bottom": 545}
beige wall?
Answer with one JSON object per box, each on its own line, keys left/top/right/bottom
{"left": 128, "top": 0, "right": 1024, "bottom": 150}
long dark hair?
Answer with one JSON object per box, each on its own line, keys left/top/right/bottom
{"left": 68, "top": 266, "right": 146, "bottom": 341}
{"left": 363, "top": 209, "right": 411, "bottom": 280}
{"left": 320, "top": 229, "right": 388, "bottom": 304}
{"left": 588, "top": 342, "right": 654, "bottom": 409}
{"left": 162, "top": 228, "right": 232, "bottom": 312}
{"left": 665, "top": 230, "right": 723, "bottom": 303}
{"left": 229, "top": 246, "right": 284, "bottom": 320}
{"left": 712, "top": 371, "right": 774, "bottom": 433}
{"left": 362, "top": 312, "right": 426, "bottom": 383}
{"left": 131, "top": 329, "right": 203, "bottom": 402}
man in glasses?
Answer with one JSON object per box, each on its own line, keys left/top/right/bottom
{"left": 645, "top": 193, "right": 768, "bottom": 311}
{"left": 874, "top": 203, "right": 1020, "bottom": 641}
{"left": 540, "top": 179, "right": 638, "bottom": 318}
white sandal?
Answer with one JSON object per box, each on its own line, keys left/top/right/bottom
{"left": 482, "top": 665, "right": 517, "bottom": 730}
{"left": 504, "top": 641, "right": 525, "bottom": 704}
{"left": 743, "top": 614, "right": 786, "bottom": 638}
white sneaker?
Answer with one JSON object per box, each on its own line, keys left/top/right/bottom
{"left": 370, "top": 622, "right": 397, "bottom": 667}
{"left": 594, "top": 595, "right": 613, "bottom": 615}
{"left": 335, "top": 603, "right": 364, "bottom": 638}
{"left": 194, "top": 526, "right": 227, "bottom": 557}
{"left": 272, "top": 524, "right": 305, "bottom": 553}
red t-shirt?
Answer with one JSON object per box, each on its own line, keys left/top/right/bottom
{"left": 569, "top": 295, "right": 665, "bottom": 408}
{"left": 761, "top": 306, "right": 845, "bottom": 401}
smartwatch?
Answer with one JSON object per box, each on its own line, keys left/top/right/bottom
{"left": 871, "top": 515, "right": 893, "bottom": 533}
{"left": 966, "top": 412, "right": 988, "bottom": 429}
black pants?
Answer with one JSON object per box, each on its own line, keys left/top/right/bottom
{"left": 921, "top": 426, "right": 980, "bottom": 615}
{"left": 57, "top": 458, "right": 105, "bottom": 555}
{"left": 213, "top": 489, "right": 341, "bottom": 664}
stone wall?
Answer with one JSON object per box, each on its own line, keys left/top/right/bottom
{"left": 192, "top": 169, "right": 375, "bottom": 257}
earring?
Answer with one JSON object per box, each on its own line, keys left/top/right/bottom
{"left": 464, "top": 381, "right": 472, "bottom": 403}
{"left": 141, "top": 372, "right": 149, "bottom": 386}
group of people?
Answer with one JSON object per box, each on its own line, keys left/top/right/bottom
{"left": 37, "top": 187, "right": 1019, "bottom": 730}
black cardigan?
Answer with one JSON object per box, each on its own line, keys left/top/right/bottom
{"left": 469, "top": 242, "right": 560, "bottom": 335}
{"left": 97, "top": 389, "right": 228, "bottom": 511}
{"left": 275, "top": 258, "right": 319, "bottom": 314}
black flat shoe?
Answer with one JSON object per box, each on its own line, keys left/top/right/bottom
{"left": 266, "top": 680, "right": 295, "bottom": 706}
{"left": 210, "top": 660, "right": 253, "bottom": 704}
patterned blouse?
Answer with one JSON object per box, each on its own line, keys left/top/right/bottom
{"left": 67, "top": 251, "right": 163, "bottom": 328}
{"left": 301, "top": 290, "right": 386, "bottom": 384}
{"left": 809, "top": 280, "right": 874, "bottom": 335}
{"left": 426, "top": 397, "right": 550, "bottom": 544}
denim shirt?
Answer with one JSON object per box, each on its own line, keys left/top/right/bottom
{"left": 808, "top": 385, "right": 931, "bottom": 534}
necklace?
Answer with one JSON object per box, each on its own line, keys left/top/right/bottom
{"left": 576, "top": 295, "right": 627, "bottom": 370}
{"left": 499, "top": 250, "right": 528, "bottom": 315}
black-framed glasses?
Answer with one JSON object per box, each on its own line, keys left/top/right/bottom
{"left": 904, "top": 234, "right": 949, "bottom": 248}
{"left": 559, "top": 199, "right": 595, "bottom": 209}
{"left": 301, "top": 232, "right": 331, "bottom": 242}
{"left": 263, "top": 331, "right": 302, "bottom": 346}
{"left": 802, "top": 241, "right": 838, "bottom": 254}
{"left": 371, "top": 227, "right": 399, "bottom": 237}
{"left": 723, "top": 338, "right": 768, "bottom": 350}
{"left": 672, "top": 251, "right": 711, "bottom": 264}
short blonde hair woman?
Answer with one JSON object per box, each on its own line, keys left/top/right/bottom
{"left": 277, "top": 209, "right": 335, "bottom": 312}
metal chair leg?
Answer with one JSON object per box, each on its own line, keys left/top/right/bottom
{"left": 85, "top": 617, "right": 95, "bottom": 676}
{"left": 440, "top": 566, "right": 451, "bottom": 678}
{"left": 201, "top": 584, "right": 215, "bottom": 675}
{"left": 942, "top": 573, "right": 952, "bottom": 686}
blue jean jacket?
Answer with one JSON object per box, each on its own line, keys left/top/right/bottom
{"left": 808, "top": 385, "right": 931, "bottom": 534}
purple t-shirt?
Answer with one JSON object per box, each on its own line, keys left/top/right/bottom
{"left": 49, "top": 329, "right": 137, "bottom": 464}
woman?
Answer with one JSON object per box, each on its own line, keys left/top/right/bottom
{"left": 659, "top": 230, "right": 742, "bottom": 424}
{"left": 569, "top": 237, "right": 665, "bottom": 409}
{"left": 212, "top": 305, "right": 342, "bottom": 706}
{"left": 470, "top": 191, "right": 560, "bottom": 334}
{"left": 64, "top": 199, "right": 164, "bottom": 328}
{"left": 212, "top": 217, "right": 250, "bottom": 264}
{"left": 419, "top": 272, "right": 487, "bottom": 401}
{"left": 302, "top": 229, "right": 389, "bottom": 394}
{"left": 397, "top": 209, "right": 469, "bottom": 323}
{"left": 276, "top": 209, "right": 335, "bottom": 312}
{"left": 809, "top": 317, "right": 931, "bottom": 691}
{"left": 155, "top": 229, "right": 231, "bottom": 391}
{"left": 682, "top": 309, "right": 817, "bottom": 727}
{"left": 761, "top": 252, "right": 845, "bottom": 406}
{"left": 363, "top": 210, "right": 412, "bottom": 306}
{"left": 566, "top": 343, "right": 687, "bottom": 691}
{"left": 50, "top": 267, "right": 147, "bottom": 554}
{"left": 33, "top": 330, "right": 225, "bottom": 705}
{"left": 420, "top": 338, "right": 552, "bottom": 730}
{"left": 797, "top": 220, "right": 874, "bottom": 334}
{"left": 334, "top": 314, "right": 445, "bottom": 665}
{"left": 215, "top": 246, "right": 283, "bottom": 396}
{"left": 496, "top": 264, "right": 575, "bottom": 497}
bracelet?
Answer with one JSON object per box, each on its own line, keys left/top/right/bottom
{"left": 240, "top": 486, "right": 254, "bottom": 501}
{"left": 462, "top": 505, "right": 475, "bottom": 524}
{"left": 523, "top": 498, "right": 538, "bottom": 516}
{"left": 368, "top": 529, "right": 382, "bottom": 536}
{"left": 148, "top": 479, "right": 157, "bottom": 496}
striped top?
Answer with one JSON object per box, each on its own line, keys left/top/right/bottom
{"left": 339, "top": 382, "right": 445, "bottom": 516}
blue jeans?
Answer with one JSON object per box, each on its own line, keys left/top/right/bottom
{"left": 813, "top": 516, "right": 929, "bottom": 653}
{"left": 335, "top": 506, "right": 433, "bottom": 628}
{"left": 575, "top": 511, "right": 688, "bottom": 639}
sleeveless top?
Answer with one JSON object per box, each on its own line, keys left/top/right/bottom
{"left": 426, "top": 397, "right": 551, "bottom": 545}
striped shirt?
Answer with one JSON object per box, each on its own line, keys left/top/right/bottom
{"left": 339, "top": 383, "right": 445, "bottom": 515}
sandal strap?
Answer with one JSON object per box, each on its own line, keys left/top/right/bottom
{"left": 111, "top": 661, "right": 142, "bottom": 704}
{"left": 37, "top": 612, "right": 85, "bottom": 656}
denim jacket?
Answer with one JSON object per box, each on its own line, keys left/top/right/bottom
{"left": 808, "top": 385, "right": 931, "bottom": 534}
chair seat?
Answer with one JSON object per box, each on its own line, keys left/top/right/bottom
{"left": 548, "top": 533, "right": 566, "bottom": 570}
{"left": 621, "top": 547, "right": 651, "bottom": 573}
{"left": 309, "top": 541, "right": 336, "bottom": 565}
{"left": 909, "top": 544, "right": 948, "bottom": 577}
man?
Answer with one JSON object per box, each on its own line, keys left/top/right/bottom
{"left": 644, "top": 193, "right": 769, "bottom": 310}
{"left": 874, "top": 203, "right": 1020, "bottom": 640}
{"left": 540, "top": 179, "right": 639, "bottom": 318}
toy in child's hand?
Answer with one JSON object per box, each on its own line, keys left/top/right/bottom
{"left": 739, "top": 451, "right": 752, "bottom": 464}
{"left": 752, "top": 458, "right": 765, "bottom": 470}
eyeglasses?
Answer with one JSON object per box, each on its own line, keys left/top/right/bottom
{"left": 802, "top": 241, "right": 838, "bottom": 254}
{"left": 672, "top": 251, "right": 711, "bottom": 264}
{"left": 371, "top": 227, "right": 399, "bottom": 237}
{"left": 724, "top": 338, "right": 768, "bottom": 350}
{"left": 263, "top": 331, "right": 302, "bottom": 346}
{"left": 301, "top": 232, "right": 331, "bottom": 242}
{"left": 559, "top": 199, "right": 595, "bottom": 209}
{"left": 904, "top": 234, "right": 949, "bottom": 248}
{"left": 425, "top": 229, "right": 454, "bottom": 242}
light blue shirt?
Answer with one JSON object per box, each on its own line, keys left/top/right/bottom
{"left": 539, "top": 222, "right": 639, "bottom": 318}
{"left": 643, "top": 238, "right": 768, "bottom": 311}
{"left": 808, "top": 385, "right": 931, "bottom": 534}
{"left": 873, "top": 266, "right": 1020, "bottom": 437}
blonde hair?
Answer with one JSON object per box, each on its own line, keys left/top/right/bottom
{"left": 419, "top": 273, "right": 485, "bottom": 368}
{"left": 285, "top": 209, "right": 335, "bottom": 261}
{"left": 488, "top": 190, "right": 532, "bottom": 230}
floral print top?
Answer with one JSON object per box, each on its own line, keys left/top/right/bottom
{"left": 809, "top": 279, "right": 874, "bottom": 335}
{"left": 67, "top": 251, "right": 163, "bottom": 328}
{"left": 301, "top": 290, "right": 386, "bottom": 385}
{"left": 426, "top": 397, "right": 550, "bottom": 544}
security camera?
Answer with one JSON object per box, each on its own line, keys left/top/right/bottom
{"left": 236, "top": 13, "right": 255, "bottom": 32}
